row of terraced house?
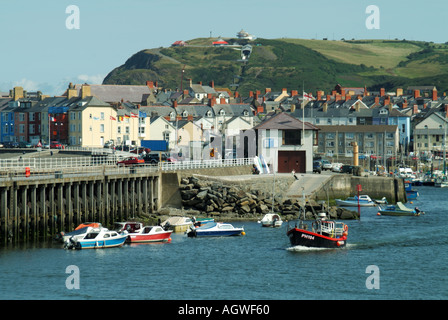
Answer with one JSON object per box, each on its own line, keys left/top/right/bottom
{"left": 1, "top": 80, "right": 447, "bottom": 172}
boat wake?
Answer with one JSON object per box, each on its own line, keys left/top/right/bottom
{"left": 286, "top": 243, "right": 355, "bottom": 252}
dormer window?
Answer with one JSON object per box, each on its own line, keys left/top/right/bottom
{"left": 219, "top": 109, "right": 225, "bottom": 116}
{"left": 243, "top": 110, "right": 249, "bottom": 116}
{"left": 380, "top": 109, "right": 388, "bottom": 115}
{"left": 206, "top": 110, "right": 213, "bottom": 117}
{"left": 170, "top": 112, "right": 175, "bottom": 120}
{"left": 182, "top": 110, "right": 188, "bottom": 117}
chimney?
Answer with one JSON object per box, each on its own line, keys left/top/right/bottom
{"left": 220, "top": 97, "right": 226, "bottom": 104}
{"left": 317, "top": 91, "right": 324, "bottom": 100}
{"left": 187, "top": 114, "right": 193, "bottom": 121}
{"left": 402, "top": 102, "right": 408, "bottom": 109}
{"left": 173, "top": 100, "right": 178, "bottom": 108}
{"left": 375, "top": 97, "right": 380, "bottom": 105}
{"left": 197, "top": 81, "right": 202, "bottom": 85}
{"left": 396, "top": 88, "right": 403, "bottom": 96}
{"left": 335, "top": 94, "right": 341, "bottom": 102}
{"left": 183, "top": 90, "right": 189, "bottom": 98}
{"left": 326, "top": 94, "right": 331, "bottom": 101}
{"left": 67, "top": 83, "right": 78, "bottom": 99}
{"left": 363, "top": 85, "right": 368, "bottom": 97}
{"left": 340, "top": 88, "right": 346, "bottom": 96}
{"left": 257, "top": 105, "right": 264, "bottom": 114}
{"left": 380, "top": 88, "right": 385, "bottom": 97}
{"left": 282, "top": 88, "right": 287, "bottom": 94}
{"left": 265, "top": 88, "right": 271, "bottom": 94}
{"left": 209, "top": 80, "right": 214, "bottom": 88}
{"left": 445, "top": 105, "right": 448, "bottom": 118}
{"left": 323, "top": 103, "right": 328, "bottom": 113}
{"left": 432, "top": 88, "right": 438, "bottom": 101}
{"left": 384, "top": 96, "right": 390, "bottom": 106}
{"left": 13, "top": 87, "right": 24, "bottom": 101}
{"left": 81, "top": 84, "right": 91, "bottom": 99}
{"left": 413, "top": 104, "right": 419, "bottom": 114}
{"left": 235, "top": 91, "right": 239, "bottom": 98}
{"left": 249, "top": 91, "right": 253, "bottom": 97}
{"left": 209, "top": 96, "right": 216, "bottom": 107}
{"left": 414, "top": 89, "right": 420, "bottom": 99}
{"left": 154, "top": 81, "right": 158, "bottom": 88}
{"left": 146, "top": 81, "right": 154, "bottom": 89}
{"left": 345, "top": 95, "right": 351, "bottom": 101}
{"left": 291, "top": 104, "right": 296, "bottom": 113}
{"left": 291, "top": 90, "right": 298, "bottom": 97}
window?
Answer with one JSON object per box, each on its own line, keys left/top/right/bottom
{"left": 100, "top": 112, "right": 104, "bottom": 120}
{"left": 282, "top": 130, "right": 301, "bottom": 145}
{"left": 117, "top": 126, "right": 121, "bottom": 134}
{"left": 163, "top": 132, "right": 170, "bottom": 142}
{"left": 100, "top": 124, "right": 104, "bottom": 133}
{"left": 125, "top": 126, "right": 130, "bottom": 134}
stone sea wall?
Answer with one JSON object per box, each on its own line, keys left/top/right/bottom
{"left": 177, "top": 176, "right": 358, "bottom": 220}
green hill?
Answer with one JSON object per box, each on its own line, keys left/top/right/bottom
{"left": 103, "top": 37, "right": 448, "bottom": 95}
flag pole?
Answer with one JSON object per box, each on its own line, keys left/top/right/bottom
{"left": 302, "top": 81, "right": 305, "bottom": 147}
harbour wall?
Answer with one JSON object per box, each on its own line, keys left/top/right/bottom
{"left": 312, "top": 175, "right": 407, "bottom": 203}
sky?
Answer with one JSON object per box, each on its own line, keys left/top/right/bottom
{"left": 1, "top": 0, "right": 447, "bottom": 96}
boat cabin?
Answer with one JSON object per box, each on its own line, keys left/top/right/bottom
{"left": 114, "top": 222, "right": 143, "bottom": 233}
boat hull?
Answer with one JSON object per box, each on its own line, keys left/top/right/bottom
{"left": 74, "top": 235, "right": 127, "bottom": 249}
{"left": 127, "top": 232, "right": 172, "bottom": 243}
{"left": 261, "top": 221, "right": 283, "bottom": 228}
{"left": 286, "top": 228, "right": 347, "bottom": 249}
{"left": 189, "top": 229, "right": 244, "bottom": 237}
{"left": 335, "top": 200, "right": 376, "bottom": 207}
{"left": 378, "top": 210, "right": 418, "bottom": 216}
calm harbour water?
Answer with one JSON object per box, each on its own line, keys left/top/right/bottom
{"left": 0, "top": 186, "right": 447, "bottom": 300}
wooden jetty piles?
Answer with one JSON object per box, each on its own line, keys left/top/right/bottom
{"left": 0, "top": 167, "right": 161, "bottom": 244}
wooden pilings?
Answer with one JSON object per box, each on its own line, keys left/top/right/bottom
{"left": 0, "top": 171, "right": 160, "bottom": 245}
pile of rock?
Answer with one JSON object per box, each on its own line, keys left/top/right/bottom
{"left": 179, "top": 176, "right": 358, "bottom": 220}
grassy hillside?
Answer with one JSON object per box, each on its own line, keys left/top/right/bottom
{"left": 103, "top": 37, "right": 448, "bottom": 95}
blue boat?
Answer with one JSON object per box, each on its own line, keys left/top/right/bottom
{"left": 187, "top": 222, "right": 245, "bottom": 237}
{"left": 335, "top": 195, "right": 376, "bottom": 207}
{"left": 64, "top": 228, "right": 128, "bottom": 249}
{"left": 378, "top": 202, "right": 424, "bottom": 216}
{"left": 404, "top": 180, "right": 419, "bottom": 199}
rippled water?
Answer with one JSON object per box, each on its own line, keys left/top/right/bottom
{"left": 0, "top": 186, "right": 447, "bottom": 300}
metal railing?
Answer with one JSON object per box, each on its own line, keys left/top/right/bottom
{"left": 0, "top": 157, "right": 253, "bottom": 180}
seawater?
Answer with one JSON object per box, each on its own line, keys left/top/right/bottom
{"left": 0, "top": 186, "right": 447, "bottom": 300}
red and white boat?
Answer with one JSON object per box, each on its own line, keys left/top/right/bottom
{"left": 126, "top": 225, "right": 173, "bottom": 243}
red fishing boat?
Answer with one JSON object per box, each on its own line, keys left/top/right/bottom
{"left": 286, "top": 213, "right": 348, "bottom": 249}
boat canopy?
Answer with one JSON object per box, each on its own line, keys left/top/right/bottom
{"left": 396, "top": 202, "right": 415, "bottom": 212}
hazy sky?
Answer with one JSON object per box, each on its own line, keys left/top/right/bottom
{"left": 1, "top": 0, "right": 447, "bottom": 96}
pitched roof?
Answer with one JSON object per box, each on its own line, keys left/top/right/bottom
{"left": 253, "top": 112, "right": 319, "bottom": 130}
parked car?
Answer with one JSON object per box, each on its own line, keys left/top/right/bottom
{"left": 116, "top": 156, "right": 144, "bottom": 166}
{"left": 130, "top": 147, "right": 151, "bottom": 154}
{"left": 340, "top": 165, "right": 355, "bottom": 174}
{"left": 321, "top": 159, "right": 332, "bottom": 171}
{"left": 332, "top": 163, "right": 343, "bottom": 172}
{"left": 143, "top": 153, "right": 176, "bottom": 164}
{"left": 3, "top": 141, "right": 19, "bottom": 148}
{"left": 50, "top": 141, "right": 62, "bottom": 149}
{"left": 313, "top": 160, "right": 322, "bottom": 174}
{"left": 19, "top": 142, "right": 33, "bottom": 148}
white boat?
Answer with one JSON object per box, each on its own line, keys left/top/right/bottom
{"left": 187, "top": 222, "right": 245, "bottom": 237}
{"left": 258, "top": 213, "right": 283, "bottom": 227}
{"left": 64, "top": 228, "right": 128, "bottom": 250}
{"left": 59, "top": 222, "right": 103, "bottom": 243}
{"left": 335, "top": 195, "right": 376, "bottom": 207}
{"left": 161, "top": 216, "right": 193, "bottom": 232}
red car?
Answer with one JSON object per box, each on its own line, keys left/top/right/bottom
{"left": 117, "top": 157, "right": 145, "bottom": 166}
{"left": 50, "top": 141, "right": 62, "bottom": 149}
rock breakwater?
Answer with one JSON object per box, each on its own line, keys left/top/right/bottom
{"left": 178, "top": 176, "right": 358, "bottom": 220}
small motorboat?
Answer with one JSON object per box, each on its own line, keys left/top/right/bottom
{"left": 126, "top": 225, "right": 172, "bottom": 243}
{"left": 58, "top": 222, "right": 103, "bottom": 242}
{"left": 335, "top": 195, "right": 376, "bottom": 207}
{"left": 64, "top": 228, "right": 128, "bottom": 250}
{"left": 378, "top": 202, "right": 424, "bottom": 216}
{"left": 114, "top": 221, "right": 143, "bottom": 233}
{"left": 286, "top": 213, "right": 348, "bottom": 249}
{"left": 187, "top": 222, "right": 245, "bottom": 237}
{"left": 192, "top": 217, "right": 215, "bottom": 227}
{"left": 161, "top": 216, "right": 194, "bottom": 233}
{"left": 258, "top": 213, "right": 283, "bottom": 228}
{"left": 374, "top": 197, "right": 388, "bottom": 204}
{"left": 404, "top": 180, "right": 419, "bottom": 199}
